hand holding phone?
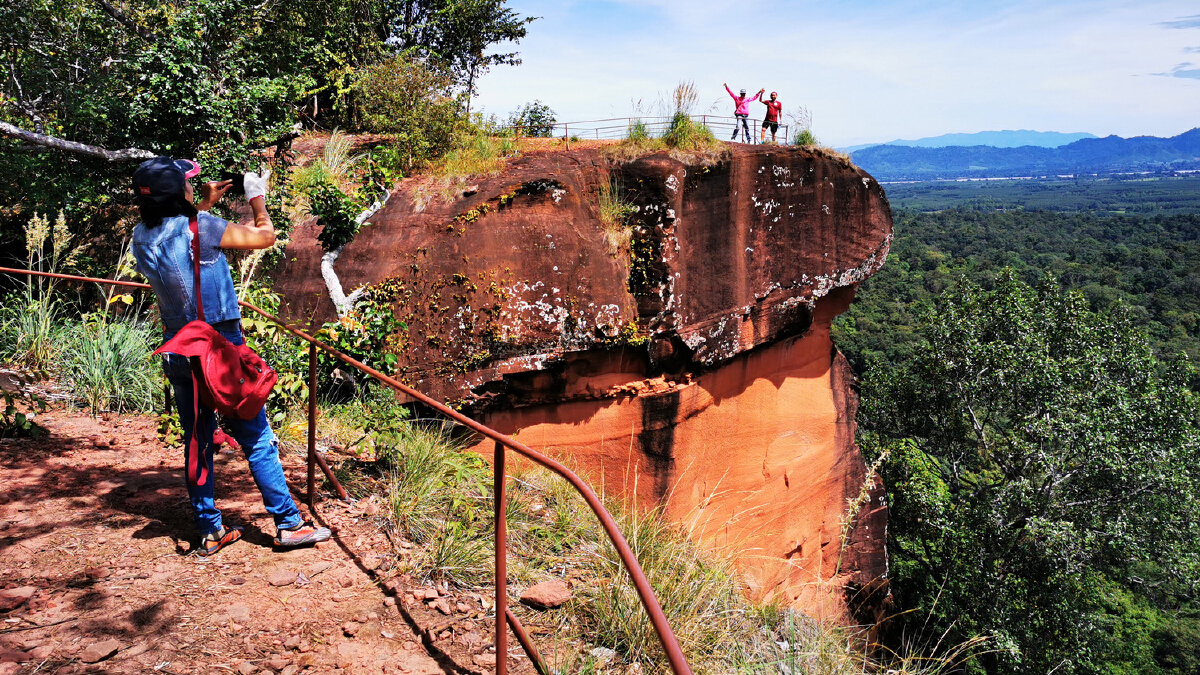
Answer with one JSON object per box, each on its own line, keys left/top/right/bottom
{"left": 219, "top": 170, "right": 246, "bottom": 195}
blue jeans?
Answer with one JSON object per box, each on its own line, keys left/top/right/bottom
{"left": 162, "top": 321, "right": 302, "bottom": 536}
{"left": 732, "top": 114, "right": 751, "bottom": 143}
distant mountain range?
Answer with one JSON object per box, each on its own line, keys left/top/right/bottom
{"left": 848, "top": 129, "right": 1200, "bottom": 181}
{"left": 841, "top": 130, "right": 1098, "bottom": 154}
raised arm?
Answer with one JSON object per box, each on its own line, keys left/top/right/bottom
{"left": 219, "top": 198, "right": 275, "bottom": 250}
{"left": 219, "top": 171, "right": 276, "bottom": 250}
{"left": 749, "top": 89, "right": 763, "bottom": 103}
{"left": 725, "top": 83, "right": 736, "bottom": 99}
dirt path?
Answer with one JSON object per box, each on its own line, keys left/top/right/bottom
{"left": 0, "top": 408, "right": 525, "bottom": 675}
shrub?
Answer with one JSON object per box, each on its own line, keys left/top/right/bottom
{"left": 626, "top": 119, "right": 650, "bottom": 142}
{"left": 310, "top": 180, "right": 366, "bottom": 251}
{"left": 793, "top": 128, "right": 818, "bottom": 146}
{"left": 1, "top": 369, "right": 49, "bottom": 439}
{"left": 507, "top": 100, "right": 557, "bottom": 137}
{"left": 351, "top": 57, "right": 462, "bottom": 170}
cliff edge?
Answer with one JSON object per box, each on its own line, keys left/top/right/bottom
{"left": 275, "top": 143, "right": 893, "bottom": 620}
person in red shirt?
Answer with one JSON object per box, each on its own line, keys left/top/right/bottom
{"left": 760, "top": 91, "right": 783, "bottom": 144}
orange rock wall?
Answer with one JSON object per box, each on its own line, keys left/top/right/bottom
{"left": 479, "top": 285, "right": 886, "bottom": 620}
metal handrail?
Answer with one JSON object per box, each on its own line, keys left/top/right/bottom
{"left": 503, "top": 114, "right": 792, "bottom": 145}
{"left": 0, "top": 266, "right": 694, "bottom": 675}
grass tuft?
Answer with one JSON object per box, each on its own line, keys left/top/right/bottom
{"left": 321, "top": 406, "right": 987, "bottom": 674}
{"left": 60, "top": 316, "right": 160, "bottom": 416}
{"left": 598, "top": 177, "right": 636, "bottom": 255}
{"left": 575, "top": 503, "right": 750, "bottom": 671}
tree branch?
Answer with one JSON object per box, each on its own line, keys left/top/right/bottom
{"left": 0, "top": 121, "right": 155, "bottom": 162}
{"left": 94, "top": 0, "right": 156, "bottom": 42}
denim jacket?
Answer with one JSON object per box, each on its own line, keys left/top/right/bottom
{"left": 132, "top": 212, "right": 241, "bottom": 333}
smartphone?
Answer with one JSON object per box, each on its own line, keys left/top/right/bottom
{"left": 219, "top": 170, "right": 246, "bottom": 195}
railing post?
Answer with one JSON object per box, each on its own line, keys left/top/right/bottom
{"left": 307, "top": 342, "right": 318, "bottom": 510}
{"left": 494, "top": 440, "right": 507, "bottom": 675}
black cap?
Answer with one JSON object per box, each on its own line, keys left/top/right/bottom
{"left": 132, "top": 156, "right": 200, "bottom": 203}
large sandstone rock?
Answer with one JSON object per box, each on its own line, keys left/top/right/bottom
{"left": 275, "top": 144, "right": 892, "bottom": 620}
{"left": 519, "top": 579, "right": 572, "bottom": 609}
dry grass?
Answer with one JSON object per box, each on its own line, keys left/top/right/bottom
{"left": 602, "top": 121, "right": 730, "bottom": 166}
{"left": 431, "top": 130, "right": 518, "bottom": 178}
{"left": 315, "top": 406, "right": 986, "bottom": 675}
{"left": 809, "top": 144, "right": 856, "bottom": 167}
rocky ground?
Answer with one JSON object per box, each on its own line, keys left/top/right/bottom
{"left": 0, "top": 407, "right": 558, "bottom": 675}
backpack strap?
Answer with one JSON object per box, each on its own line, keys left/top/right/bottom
{"left": 186, "top": 214, "right": 209, "bottom": 487}
{"left": 189, "top": 215, "right": 205, "bottom": 322}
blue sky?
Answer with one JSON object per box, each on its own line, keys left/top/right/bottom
{"left": 472, "top": 1, "right": 1200, "bottom": 147}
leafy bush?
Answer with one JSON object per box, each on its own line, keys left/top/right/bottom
{"left": 507, "top": 100, "right": 557, "bottom": 136}
{"left": 239, "top": 284, "right": 308, "bottom": 421}
{"left": 1, "top": 369, "right": 49, "bottom": 439}
{"left": 310, "top": 180, "right": 367, "bottom": 251}
{"left": 793, "top": 128, "right": 818, "bottom": 146}
{"left": 316, "top": 297, "right": 403, "bottom": 377}
{"left": 352, "top": 57, "right": 462, "bottom": 170}
{"left": 60, "top": 315, "right": 160, "bottom": 415}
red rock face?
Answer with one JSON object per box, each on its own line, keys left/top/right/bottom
{"left": 274, "top": 144, "right": 892, "bottom": 619}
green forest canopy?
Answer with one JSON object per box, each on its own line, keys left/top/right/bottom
{"left": 846, "top": 178, "right": 1200, "bottom": 675}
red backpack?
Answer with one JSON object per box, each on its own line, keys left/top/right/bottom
{"left": 153, "top": 216, "right": 277, "bottom": 485}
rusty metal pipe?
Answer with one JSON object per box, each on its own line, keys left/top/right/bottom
{"left": 307, "top": 342, "right": 318, "bottom": 510}
{"left": 0, "top": 266, "right": 694, "bottom": 675}
{"left": 494, "top": 440, "right": 508, "bottom": 675}
{"left": 313, "top": 448, "right": 349, "bottom": 502}
{"left": 506, "top": 608, "right": 550, "bottom": 675}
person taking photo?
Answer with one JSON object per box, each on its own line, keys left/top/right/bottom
{"left": 131, "top": 156, "right": 331, "bottom": 555}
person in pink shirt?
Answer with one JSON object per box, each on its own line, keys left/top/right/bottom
{"left": 760, "top": 91, "right": 783, "bottom": 143}
{"left": 724, "top": 83, "right": 763, "bottom": 143}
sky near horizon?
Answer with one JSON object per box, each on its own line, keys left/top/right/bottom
{"left": 471, "top": 0, "right": 1200, "bottom": 148}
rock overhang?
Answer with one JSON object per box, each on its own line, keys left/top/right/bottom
{"left": 273, "top": 144, "right": 892, "bottom": 410}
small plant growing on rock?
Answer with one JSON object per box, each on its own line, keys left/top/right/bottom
{"left": 598, "top": 177, "right": 636, "bottom": 254}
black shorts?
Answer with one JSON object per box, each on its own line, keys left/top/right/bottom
{"left": 762, "top": 120, "right": 779, "bottom": 132}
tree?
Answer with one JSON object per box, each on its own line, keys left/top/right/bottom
{"left": 389, "top": 0, "right": 536, "bottom": 106}
{"left": 860, "top": 271, "right": 1200, "bottom": 674}
{"left": 507, "top": 100, "right": 556, "bottom": 137}
{"left": 0, "top": 0, "right": 535, "bottom": 261}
